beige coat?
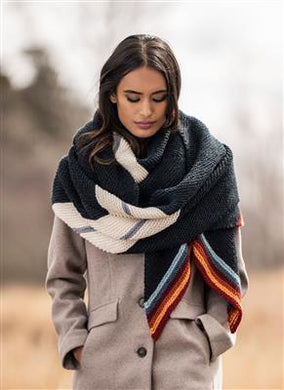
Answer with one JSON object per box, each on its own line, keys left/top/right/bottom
{"left": 46, "top": 215, "right": 249, "bottom": 390}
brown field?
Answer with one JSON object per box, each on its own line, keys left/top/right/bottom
{"left": 1, "top": 267, "right": 283, "bottom": 389}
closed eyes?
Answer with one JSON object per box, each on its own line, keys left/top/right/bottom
{"left": 126, "top": 95, "right": 167, "bottom": 103}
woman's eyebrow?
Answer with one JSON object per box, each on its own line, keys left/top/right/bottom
{"left": 123, "top": 89, "right": 167, "bottom": 95}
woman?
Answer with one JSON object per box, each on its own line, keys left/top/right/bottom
{"left": 46, "top": 34, "right": 249, "bottom": 390}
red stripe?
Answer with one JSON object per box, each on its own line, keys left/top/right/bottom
{"left": 148, "top": 247, "right": 191, "bottom": 328}
{"left": 194, "top": 239, "right": 241, "bottom": 297}
{"left": 150, "top": 257, "right": 191, "bottom": 341}
{"left": 193, "top": 244, "right": 241, "bottom": 310}
{"left": 192, "top": 240, "right": 242, "bottom": 332}
{"left": 148, "top": 249, "right": 191, "bottom": 339}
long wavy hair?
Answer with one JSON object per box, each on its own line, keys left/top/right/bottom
{"left": 77, "top": 34, "right": 181, "bottom": 168}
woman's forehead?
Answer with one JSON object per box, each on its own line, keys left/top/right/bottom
{"left": 118, "top": 66, "right": 167, "bottom": 92}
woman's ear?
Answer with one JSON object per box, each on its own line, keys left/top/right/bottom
{"left": 110, "top": 93, "right": 117, "bottom": 104}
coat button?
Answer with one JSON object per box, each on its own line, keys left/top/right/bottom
{"left": 138, "top": 297, "right": 145, "bottom": 308}
{"left": 136, "top": 346, "right": 147, "bottom": 357}
{"left": 195, "top": 318, "right": 205, "bottom": 332}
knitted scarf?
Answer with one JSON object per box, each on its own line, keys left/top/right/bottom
{"left": 51, "top": 109, "right": 244, "bottom": 341}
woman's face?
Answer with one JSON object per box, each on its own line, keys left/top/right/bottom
{"left": 110, "top": 66, "right": 168, "bottom": 139}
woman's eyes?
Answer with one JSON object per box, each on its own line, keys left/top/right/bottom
{"left": 126, "top": 96, "right": 167, "bottom": 103}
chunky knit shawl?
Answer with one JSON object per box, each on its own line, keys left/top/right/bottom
{"left": 51, "top": 109, "right": 244, "bottom": 341}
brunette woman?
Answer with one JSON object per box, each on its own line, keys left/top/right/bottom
{"left": 46, "top": 34, "right": 249, "bottom": 390}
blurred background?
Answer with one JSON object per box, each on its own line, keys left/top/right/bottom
{"left": 1, "top": 1, "right": 283, "bottom": 389}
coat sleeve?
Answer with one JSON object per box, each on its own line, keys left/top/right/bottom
{"left": 194, "top": 227, "right": 249, "bottom": 361}
{"left": 45, "top": 214, "right": 89, "bottom": 370}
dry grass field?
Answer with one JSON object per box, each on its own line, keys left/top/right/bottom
{"left": 1, "top": 266, "right": 283, "bottom": 389}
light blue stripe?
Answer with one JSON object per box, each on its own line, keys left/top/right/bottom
{"left": 74, "top": 226, "right": 95, "bottom": 233}
{"left": 122, "top": 201, "right": 131, "bottom": 215}
{"left": 200, "top": 233, "right": 240, "bottom": 289}
{"left": 144, "top": 243, "right": 188, "bottom": 314}
{"left": 121, "top": 219, "right": 147, "bottom": 239}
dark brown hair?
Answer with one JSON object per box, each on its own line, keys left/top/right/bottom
{"left": 77, "top": 34, "right": 181, "bottom": 168}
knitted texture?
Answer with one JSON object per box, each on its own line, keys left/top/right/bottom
{"left": 51, "top": 109, "right": 244, "bottom": 340}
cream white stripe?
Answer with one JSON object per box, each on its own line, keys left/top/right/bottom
{"left": 95, "top": 185, "right": 170, "bottom": 219}
{"left": 52, "top": 202, "right": 136, "bottom": 253}
{"left": 113, "top": 132, "right": 148, "bottom": 183}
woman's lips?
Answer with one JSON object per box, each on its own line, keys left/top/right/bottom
{"left": 135, "top": 121, "right": 156, "bottom": 129}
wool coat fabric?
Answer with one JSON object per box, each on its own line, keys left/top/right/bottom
{"left": 46, "top": 213, "right": 249, "bottom": 390}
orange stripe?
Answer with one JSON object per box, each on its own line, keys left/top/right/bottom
{"left": 193, "top": 242, "right": 240, "bottom": 299}
{"left": 149, "top": 258, "right": 190, "bottom": 331}
{"left": 228, "top": 311, "right": 239, "bottom": 331}
{"left": 194, "top": 241, "right": 238, "bottom": 296}
{"left": 229, "top": 307, "right": 239, "bottom": 325}
{"left": 150, "top": 264, "right": 190, "bottom": 336}
{"left": 148, "top": 246, "right": 192, "bottom": 328}
{"left": 149, "top": 257, "right": 191, "bottom": 334}
{"left": 193, "top": 242, "right": 241, "bottom": 308}
{"left": 193, "top": 241, "right": 242, "bottom": 331}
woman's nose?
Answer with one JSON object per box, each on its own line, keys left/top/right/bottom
{"left": 139, "top": 100, "right": 153, "bottom": 117}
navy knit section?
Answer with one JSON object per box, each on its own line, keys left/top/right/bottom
{"left": 51, "top": 109, "right": 241, "bottom": 309}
